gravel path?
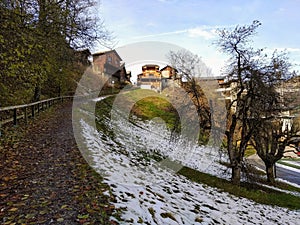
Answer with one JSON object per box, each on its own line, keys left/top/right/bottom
{"left": 0, "top": 102, "right": 118, "bottom": 224}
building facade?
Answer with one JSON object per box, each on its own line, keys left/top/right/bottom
{"left": 137, "top": 64, "right": 178, "bottom": 91}
{"left": 137, "top": 64, "right": 162, "bottom": 91}
{"left": 92, "top": 50, "right": 131, "bottom": 84}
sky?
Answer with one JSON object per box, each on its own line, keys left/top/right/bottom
{"left": 94, "top": 0, "right": 300, "bottom": 78}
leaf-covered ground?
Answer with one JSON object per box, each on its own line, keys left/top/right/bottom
{"left": 0, "top": 102, "right": 118, "bottom": 224}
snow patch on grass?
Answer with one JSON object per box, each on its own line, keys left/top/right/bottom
{"left": 79, "top": 114, "right": 300, "bottom": 224}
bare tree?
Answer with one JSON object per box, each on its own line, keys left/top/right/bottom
{"left": 252, "top": 116, "right": 300, "bottom": 184}
{"left": 215, "top": 21, "right": 263, "bottom": 185}
{"left": 252, "top": 120, "right": 285, "bottom": 183}
{"left": 168, "top": 50, "right": 212, "bottom": 143}
{"left": 247, "top": 51, "right": 298, "bottom": 183}
{"left": 215, "top": 20, "right": 296, "bottom": 185}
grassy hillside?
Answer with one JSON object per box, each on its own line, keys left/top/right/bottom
{"left": 94, "top": 90, "right": 300, "bottom": 210}
{"left": 126, "top": 89, "right": 179, "bottom": 130}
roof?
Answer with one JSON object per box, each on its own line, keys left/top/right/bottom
{"left": 160, "top": 65, "right": 178, "bottom": 72}
{"left": 142, "top": 64, "right": 160, "bottom": 68}
{"left": 75, "top": 48, "right": 91, "bottom": 55}
{"left": 92, "top": 49, "right": 122, "bottom": 60}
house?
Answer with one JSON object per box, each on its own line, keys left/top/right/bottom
{"left": 92, "top": 50, "right": 131, "bottom": 84}
{"left": 277, "top": 75, "right": 300, "bottom": 132}
{"left": 216, "top": 75, "right": 300, "bottom": 139}
{"left": 278, "top": 75, "right": 300, "bottom": 112}
{"left": 137, "top": 64, "right": 162, "bottom": 91}
{"left": 137, "top": 64, "right": 179, "bottom": 91}
{"left": 160, "top": 65, "right": 178, "bottom": 79}
{"left": 215, "top": 77, "right": 239, "bottom": 111}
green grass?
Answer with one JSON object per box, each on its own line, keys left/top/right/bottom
{"left": 132, "top": 98, "right": 178, "bottom": 128}
{"left": 95, "top": 96, "right": 118, "bottom": 141}
{"left": 122, "top": 89, "right": 180, "bottom": 131}
{"left": 177, "top": 166, "right": 300, "bottom": 210}
{"left": 281, "top": 157, "right": 300, "bottom": 161}
{"left": 129, "top": 90, "right": 179, "bottom": 122}
{"left": 272, "top": 179, "right": 300, "bottom": 193}
{"left": 95, "top": 95, "right": 116, "bottom": 118}
{"left": 244, "top": 145, "right": 256, "bottom": 157}
{"left": 94, "top": 91, "right": 178, "bottom": 135}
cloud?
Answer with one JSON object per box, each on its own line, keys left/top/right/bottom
{"left": 132, "top": 30, "right": 187, "bottom": 39}
{"left": 187, "top": 27, "right": 217, "bottom": 39}
{"left": 132, "top": 24, "right": 235, "bottom": 40}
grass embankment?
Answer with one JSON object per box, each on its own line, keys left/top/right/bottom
{"left": 96, "top": 90, "right": 300, "bottom": 210}
{"left": 96, "top": 89, "right": 178, "bottom": 127}
{"left": 125, "top": 89, "right": 179, "bottom": 130}
{"left": 178, "top": 167, "right": 300, "bottom": 210}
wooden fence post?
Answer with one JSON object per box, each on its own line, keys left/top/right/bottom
{"left": 13, "top": 108, "right": 17, "bottom": 126}
{"left": 32, "top": 105, "right": 35, "bottom": 118}
{"left": 24, "top": 107, "right": 28, "bottom": 124}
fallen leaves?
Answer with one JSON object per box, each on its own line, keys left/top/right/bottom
{"left": 57, "top": 217, "right": 64, "bottom": 222}
{"left": 21, "top": 194, "right": 29, "bottom": 201}
{"left": 8, "top": 208, "right": 18, "bottom": 212}
{"left": 0, "top": 103, "right": 119, "bottom": 224}
{"left": 77, "top": 214, "right": 89, "bottom": 219}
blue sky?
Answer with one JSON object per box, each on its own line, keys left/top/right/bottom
{"left": 95, "top": 0, "right": 300, "bottom": 76}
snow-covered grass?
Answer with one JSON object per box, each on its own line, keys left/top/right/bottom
{"left": 75, "top": 102, "right": 300, "bottom": 224}
{"left": 277, "top": 163, "right": 300, "bottom": 173}
{"left": 278, "top": 160, "right": 300, "bottom": 171}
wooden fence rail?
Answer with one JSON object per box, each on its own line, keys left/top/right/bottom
{"left": 0, "top": 96, "right": 74, "bottom": 136}
{"left": 0, "top": 87, "right": 120, "bottom": 137}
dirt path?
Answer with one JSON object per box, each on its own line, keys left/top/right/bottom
{"left": 0, "top": 102, "right": 118, "bottom": 224}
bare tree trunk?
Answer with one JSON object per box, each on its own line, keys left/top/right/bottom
{"left": 265, "top": 162, "right": 275, "bottom": 184}
{"left": 33, "top": 85, "right": 41, "bottom": 102}
{"left": 226, "top": 114, "right": 243, "bottom": 185}
{"left": 232, "top": 163, "right": 241, "bottom": 185}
